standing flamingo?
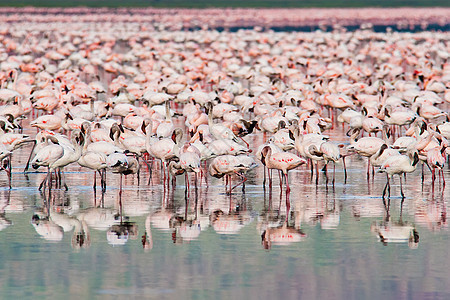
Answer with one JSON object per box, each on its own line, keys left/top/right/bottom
{"left": 378, "top": 150, "right": 420, "bottom": 199}
{"left": 260, "top": 146, "right": 306, "bottom": 193}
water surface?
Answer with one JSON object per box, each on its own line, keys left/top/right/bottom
{"left": 0, "top": 129, "right": 449, "bottom": 299}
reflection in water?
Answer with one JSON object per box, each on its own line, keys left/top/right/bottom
{"left": 261, "top": 219, "right": 306, "bottom": 250}
{"left": 210, "top": 209, "right": 252, "bottom": 235}
{"left": 1, "top": 144, "right": 450, "bottom": 298}
{"left": 259, "top": 189, "right": 306, "bottom": 249}
{"left": 31, "top": 213, "right": 64, "bottom": 242}
{"left": 371, "top": 198, "right": 419, "bottom": 248}
{"left": 107, "top": 222, "right": 138, "bottom": 246}
{"left": 0, "top": 191, "right": 12, "bottom": 231}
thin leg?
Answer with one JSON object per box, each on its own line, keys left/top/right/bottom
{"left": 399, "top": 175, "right": 405, "bottom": 199}
{"left": 39, "top": 167, "right": 49, "bottom": 190}
{"left": 315, "top": 163, "right": 319, "bottom": 185}
{"left": 239, "top": 136, "right": 249, "bottom": 148}
{"left": 194, "top": 172, "right": 198, "bottom": 195}
{"left": 367, "top": 157, "right": 370, "bottom": 179}
{"left": 343, "top": 156, "right": 347, "bottom": 184}
{"left": 333, "top": 163, "right": 336, "bottom": 186}
{"left": 93, "top": 171, "right": 97, "bottom": 191}
{"left": 102, "top": 169, "right": 107, "bottom": 192}
{"left": 285, "top": 174, "right": 290, "bottom": 223}
{"left": 23, "top": 140, "right": 37, "bottom": 173}
{"left": 278, "top": 170, "right": 283, "bottom": 190}
{"left": 136, "top": 156, "right": 140, "bottom": 185}
{"left": 119, "top": 174, "right": 123, "bottom": 197}
{"left": 387, "top": 176, "right": 391, "bottom": 198}
{"left": 7, "top": 157, "right": 11, "bottom": 189}
{"left": 268, "top": 169, "right": 272, "bottom": 190}
{"left": 263, "top": 166, "right": 266, "bottom": 190}
{"left": 382, "top": 175, "right": 390, "bottom": 199}
{"left": 285, "top": 173, "right": 290, "bottom": 194}
{"left": 61, "top": 169, "right": 68, "bottom": 191}
{"left": 47, "top": 169, "right": 52, "bottom": 193}
{"left": 148, "top": 157, "right": 153, "bottom": 184}
{"left": 323, "top": 163, "right": 329, "bottom": 185}
{"left": 421, "top": 163, "right": 424, "bottom": 184}
{"left": 231, "top": 172, "right": 247, "bottom": 191}
{"left": 185, "top": 172, "right": 190, "bottom": 195}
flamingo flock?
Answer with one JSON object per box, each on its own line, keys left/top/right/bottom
{"left": 0, "top": 9, "right": 448, "bottom": 214}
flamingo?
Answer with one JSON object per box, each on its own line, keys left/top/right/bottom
{"left": 426, "top": 145, "right": 447, "bottom": 187}
{"left": 309, "top": 141, "right": 342, "bottom": 185}
{"left": 0, "top": 144, "right": 12, "bottom": 188}
{"left": 35, "top": 130, "right": 84, "bottom": 191}
{"left": 209, "top": 154, "right": 257, "bottom": 194}
{"left": 205, "top": 102, "right": 245, "bottom": 147}
{"left": 169, "top": 144, "right": 201, "bottom": 194}
{"left": 156, "top": 100, "right": 175, "bottom": 138}
{"left": 378, "top": 150, "right": 420, "bottom": 199}
{"left": 347, "top": 127, "right": 388, "bottom": 178}
{"left": 147, "top": 128, "right": 183, "bottom": 186}
{"left": 106, "top": 152, "right": 139, "bottom": 195}
{"left": 31, "top": 135, "right": 64, "bottom": 190}
{"left": 259, "top": 146, "right": 306, "bottom": 193}
{"left": 78, "top": 151, "right": 108, "bottom": 192}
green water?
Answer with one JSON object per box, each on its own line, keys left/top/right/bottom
{"left": 0, "top": 157, "right": 449, "bottom": 299}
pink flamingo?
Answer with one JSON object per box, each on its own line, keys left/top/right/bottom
{"left": 260, "top": 146, "right": 306, "bottom": 194}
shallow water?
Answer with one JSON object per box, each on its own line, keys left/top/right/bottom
{"left": 0, "top": 124, "right": 449, "bottom": 299}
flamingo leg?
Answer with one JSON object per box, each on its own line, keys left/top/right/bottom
{"left": 194, "top": 172, "right": 198, "bottom": 194}
{"left": 382, "top": 174, "right": 389, "bottom": 199}
{"left": 333, "top": 163, "right": 336, "bottom": 186}
{"left": 315, "top": 162, "right": 319, "bottom": 185}
{"left": 47, "top": 169, "right": 53, "bottom": 193}
{"left": 141, "top": 155, "right": 152, "bottom": 185}
{"left": 148, "top": 157, "right": 153, "bottom": 183}
{"left": 268, "top": 169, "right": 272, "bottom": 190}
{"left": 278, "top": 170, "right": 283, "bottom": 190}
{"left": 185, "top": 172, "right": 190, "bottom": 195}
{"left": 263, "top": 166, "right": 266, "bottom": 190}
{"left": 162, "top": 161, "right": 166, "bottom": 188}
{"left": 421, "top": 163, "right": 425, "bottom": 184}
{"left": 6, "top": 157, "right": 11, "bottom": 189}
{"left": 61, "top": 169, "right": 68, "bottom": 191}
{"left": 399, "top": 175, "right": 405, "bottom": 199}
{"left": 201, "top": 169, "right": 208, "bottom": 185}
{"left": 39, "top": 167, "right": 49, "bottom": 191}
{"left": 93, "top": 171, "right": 97, "bottom": 191}
{"left": 119, "top": 173, "right": 123, "bottom": 197}
{"left": 166, "top": 163, "right": 170, "bottom": 192}
{"left": 231, "top": 172, "right": 247, "bottom": 191}
{"left": 432, "top": 168, "right": 436, "bottom": 187}
{"left": 102, "top": 169, "right": 107, "bottom": 192}
{"left": 387, "top": 176, "right": 391, "bottom": 198}
{"left": 285, "top": 173, "right": 290, "bottom": 223}
{"left": 239, "top": 136, "right": 249, "bottom": 148}
{"left": 322, "top": 162, "right": 328, "bottom": 185}
{"left": 285, "top": 172, "right": 290, "bottom": 194}
{"left": 23, "top": 140, "right": 37, "bottom": 173}
{"left": 342, "top": 156, "right": 347, "bottom": 183}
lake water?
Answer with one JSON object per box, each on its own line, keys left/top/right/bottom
{"left": 0, "top": 125, "right": 449, "bottom": 299}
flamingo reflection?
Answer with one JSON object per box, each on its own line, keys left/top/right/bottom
{"left": 371, "top": 198, "right": 419, "bottom": 248}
